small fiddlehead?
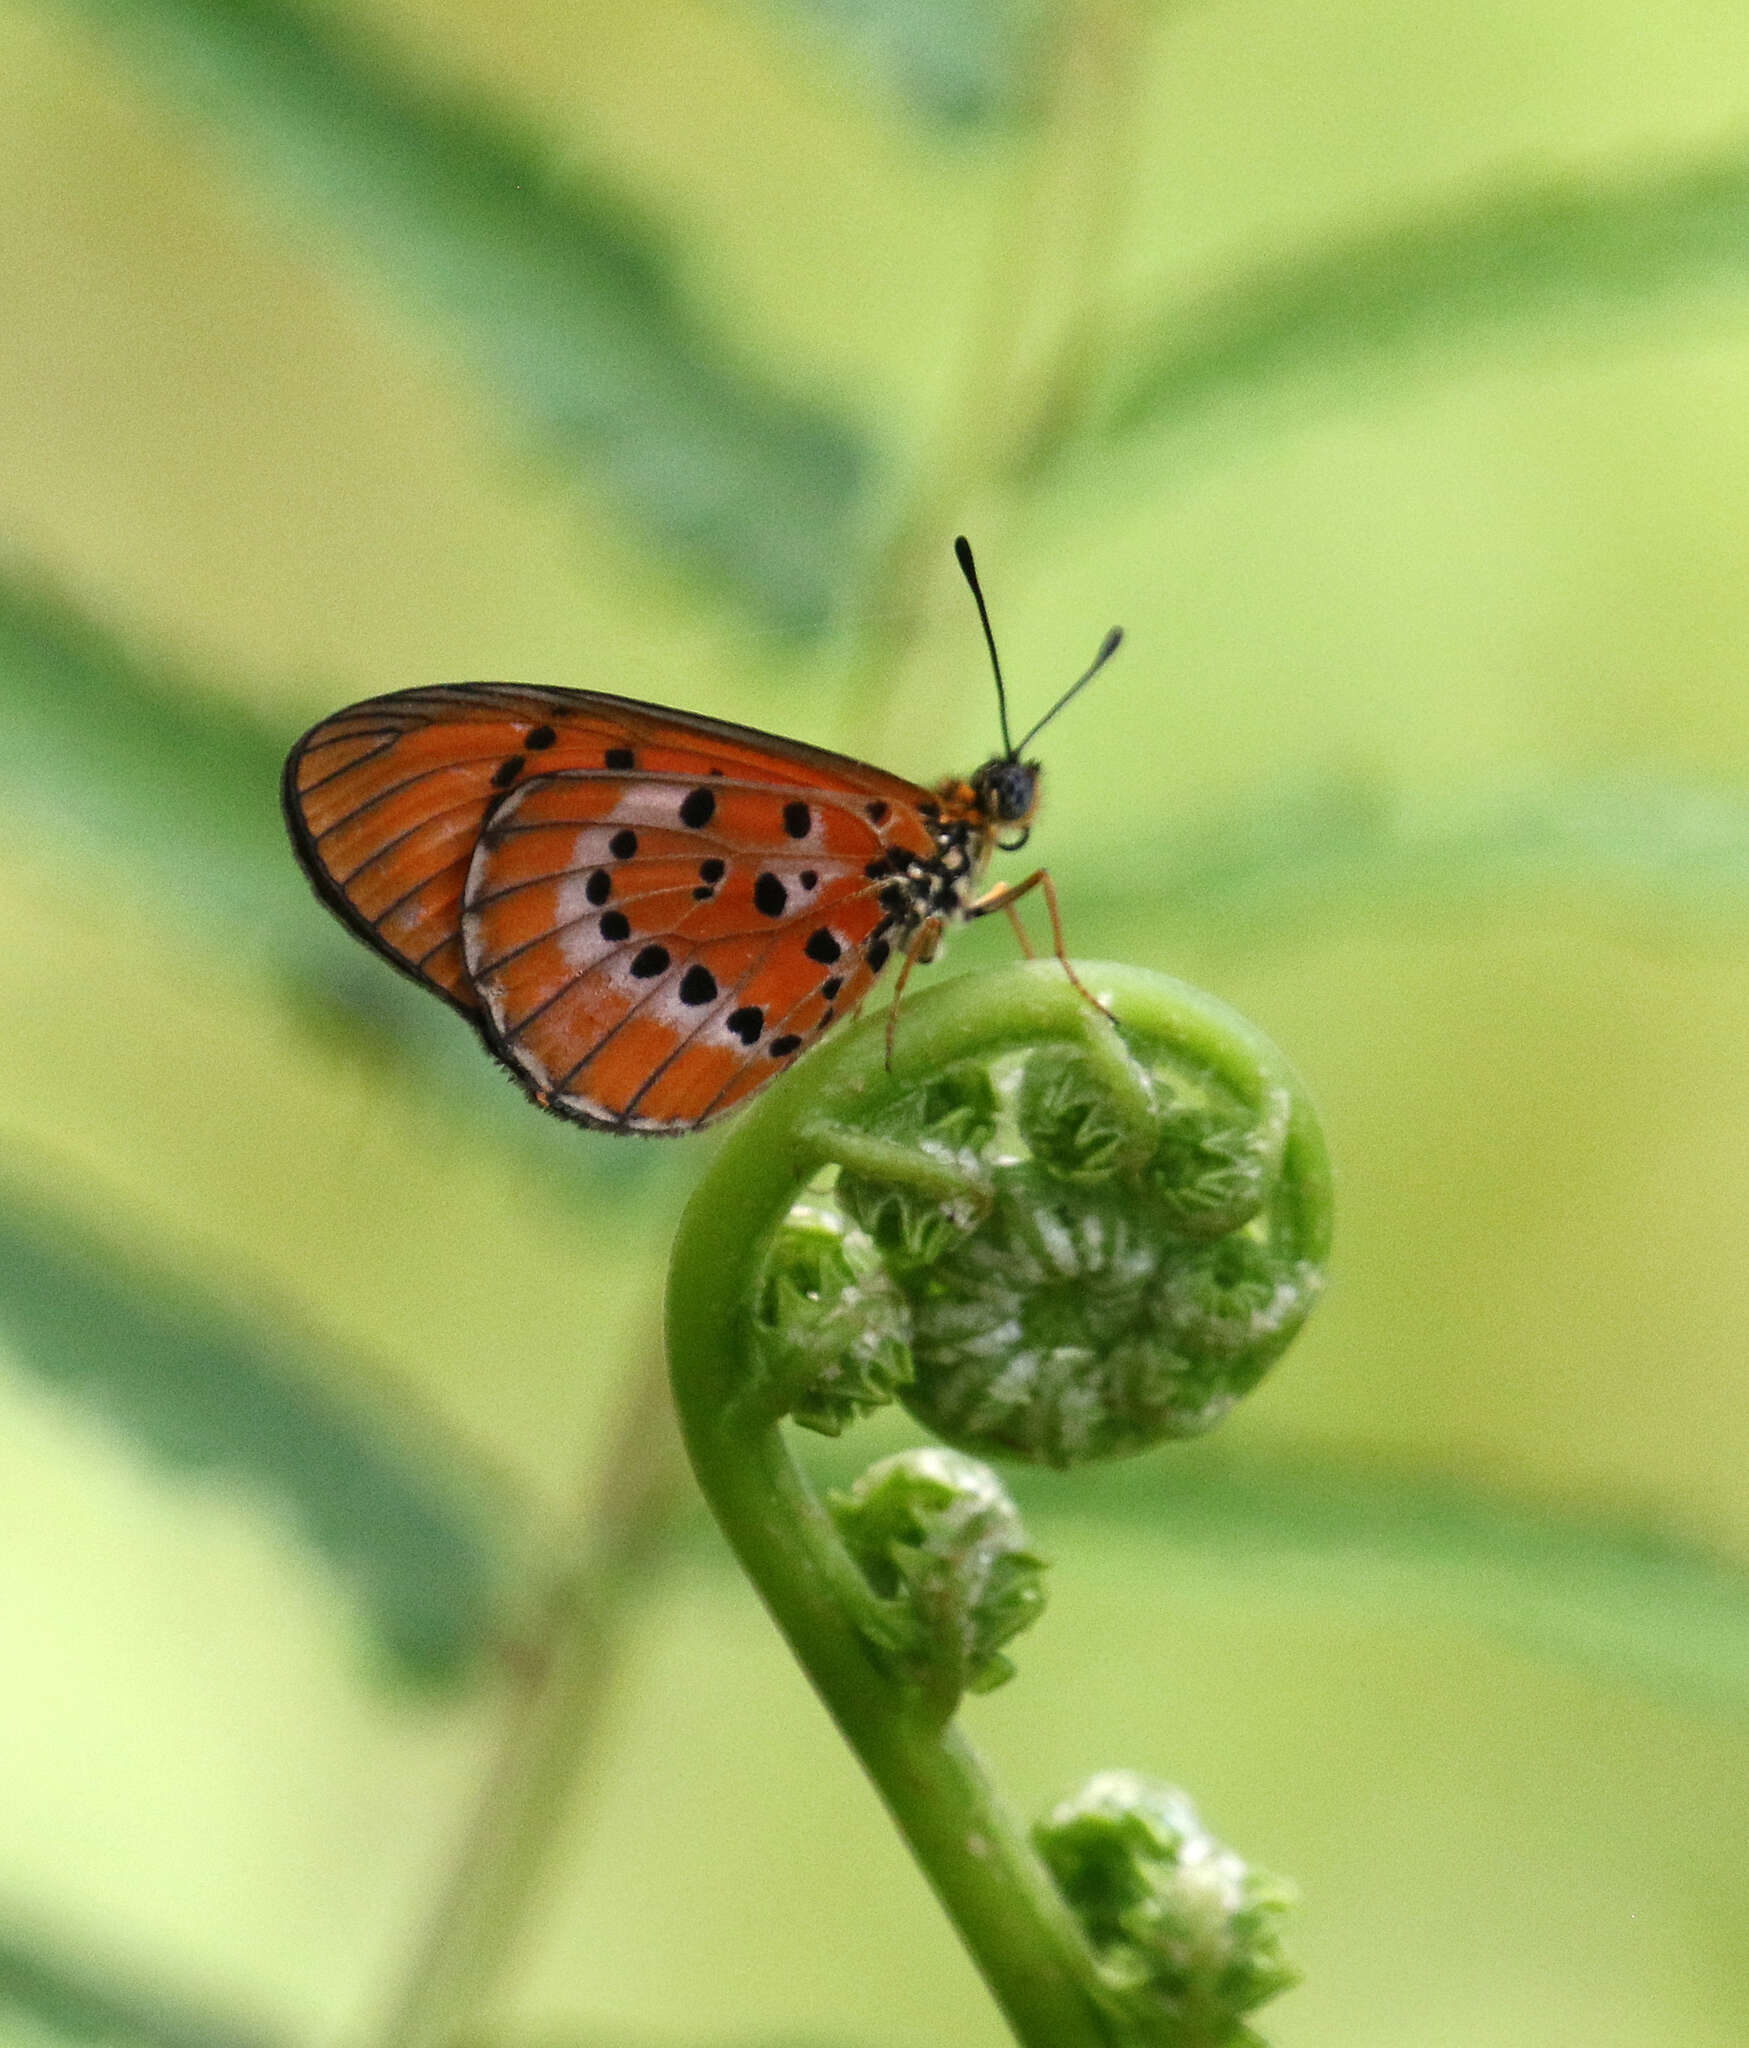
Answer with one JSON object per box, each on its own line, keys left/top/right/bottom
{"left": 831, "top": 1445, "right": 1049, "bottom": 1713}
{"left": 1036, "top": 1773, "right": 1300, "bottom": 2048}
{"left": 665, "top": 961, "right": 1330, "bottom": 2047}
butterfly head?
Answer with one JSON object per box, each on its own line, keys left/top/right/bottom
{"left": 968, "top": 754, "right": 1041, "bottom": 852}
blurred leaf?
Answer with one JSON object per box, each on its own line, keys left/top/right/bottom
{"left": 1069, "top": 772, "right": 1749, "bottom": 942}
{"left": 765, "top": 0, "right": 1046, "bottom": 126}
{"left": 0, "top": 566, "right": 667, "bottom": 1205}
{"left": 0, "top": 1924, "right": 280, "bottom": 2048}
{"left": 50, "top": 0, "right": 874, "bottom": 635}
{"left": 793, "top": 1434, "right": 1749, "bottom": 1719}
{"left": 1021, "top": 1445, "right": 1749, "bottom": 1723}
{"left": 468, "top": 2036, "right": 861, "bottom": 2048}
{"left": 0, "top": 1157, "right": 513, "bottom": 1685}
{"left": 0, "top": 569, "right": 297, "bottom": 938}
{"left": 1068, "top": 150, "right": 1749, "bottom": 466}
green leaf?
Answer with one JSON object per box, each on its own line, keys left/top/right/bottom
{"left": 1018, "top": 1445, "right": 1749, "bottom": 1724}
{"left": 1074, "top": 151, "right": 1749, "bottom": 463}
{"left": 1065, "top": 772, "right": 1749, "bottom": 944}
{"left": 0, "top": 1924, "right": 279, "bottom": 2048}
{"left": 52, "top": 0, "right": 874, "bottom": 635}
{"left": 765, "top": 0, "right": 1047, "bottom": 126}
{"left": 0, "top": 571, "right": 297, "bottom": 941}
{"left": 0, "top": 1158, "right": 512, "bottom": 1685}
{"left": 465, "top": 2036, "right": 859, "bottom": 2048}
{"left": 0, "top": 567, "right": 667, "bottom": 1205}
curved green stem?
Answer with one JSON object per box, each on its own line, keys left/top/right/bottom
{"left": 665, "top": 962, "right": 1331, "bottom": 2046}
{"left": 672, "top": 1400, "right": 1112, "bottom": 2048}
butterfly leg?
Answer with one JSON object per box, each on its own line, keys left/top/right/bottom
{"left": 885, "top": 916, "right": 945, "bottom": 1067}
{"left": 968, "top": 869, "right": 1112, "bottom": 1019}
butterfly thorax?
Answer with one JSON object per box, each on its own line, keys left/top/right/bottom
{"left": 857, "top": 756, "right": 1042, "bottom": 955}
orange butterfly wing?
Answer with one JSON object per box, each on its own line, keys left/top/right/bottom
{"left": 283, "top": 684, "right": 944, "bottom": 1131}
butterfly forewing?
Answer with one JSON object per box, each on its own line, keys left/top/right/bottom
{"left": 283, "top": 683, "right": 946, "bottom": 1131}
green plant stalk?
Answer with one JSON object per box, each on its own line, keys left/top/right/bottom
{"left": 378, "top": 1347, "right": 692, "bottom": 2048}
{"left": 835, "top": 0, "right": 1149, "bottom": 757}
{"left": 668, "top": 1250, "right": 1112, "bottom": 2048}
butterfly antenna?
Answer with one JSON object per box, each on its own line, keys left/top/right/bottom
{"left": 955, "top": 535, "right": 1016, "bottom": 759}
{"left": 1013, "top": 625, "right": 1125, "bottom": 755}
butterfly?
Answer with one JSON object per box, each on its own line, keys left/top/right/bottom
{"left": 282, "top": 538, "right": 1122, "bottom": 1134}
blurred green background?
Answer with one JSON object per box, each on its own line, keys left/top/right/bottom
{"left": 5, "top": 0, "right": 1749, "bottom": 2042}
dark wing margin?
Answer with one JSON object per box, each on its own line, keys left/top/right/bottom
{"left": 281, "top": 706, "right": 485, "bottom": 1016}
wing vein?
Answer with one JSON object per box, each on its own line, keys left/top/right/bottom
{"left": 315, "top": 760, "right": 504, "bottom": 842}
{"left": 334, "top": 801, "right": 485, "bottom": 889}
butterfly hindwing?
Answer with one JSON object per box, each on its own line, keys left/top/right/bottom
{"left": 463, "top": 771, "right": 896, "bottom": 1130}
{"left": 285, "top": 686, "right": 637, "bottom": 1010}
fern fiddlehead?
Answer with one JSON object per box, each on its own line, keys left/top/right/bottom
{"left": 665, "top": 960, "right": 1331, "bottom": 2047}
